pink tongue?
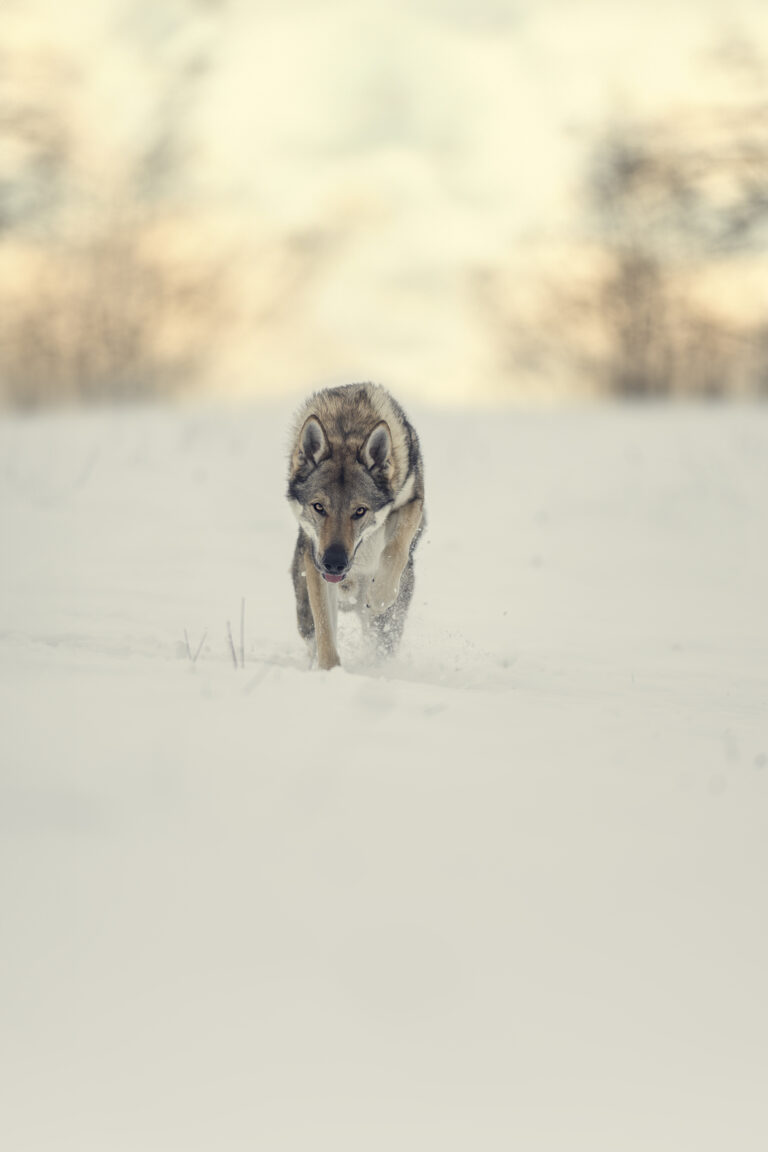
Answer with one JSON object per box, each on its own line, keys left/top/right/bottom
{"left": 322, "top": 573, "right": 345, "bottom": 583}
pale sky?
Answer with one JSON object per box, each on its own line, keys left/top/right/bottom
{"left": 3, "top": 0, "right": 767, "bottom": 401}
{"left": 8, "top": 0, "right": 766, "bottom": 244}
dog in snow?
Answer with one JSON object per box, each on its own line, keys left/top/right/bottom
{"left": 287, "top": 383, "right": 425, "bottom": 670}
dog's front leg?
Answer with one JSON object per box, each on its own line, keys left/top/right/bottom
{"left": 305, "top": 557, "right": 340, "bottom": 669}
{"left": 369, "top": 498, "right": 423, "bottom": 613}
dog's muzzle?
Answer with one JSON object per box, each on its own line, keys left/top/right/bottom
{"left": 320, "top": 544, "right": 349, "bottom": 583}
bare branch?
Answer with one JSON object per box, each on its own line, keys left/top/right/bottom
{"left": 240, "top": 597, "right": 245, "bottom": 669}
{"left": 226, "top": 621, "right": 238, "bottom": 670}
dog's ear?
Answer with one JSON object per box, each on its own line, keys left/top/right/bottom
{"left": 361, "top": 421, "right": 392, "bottom": 474}
{"left": 297, "top": 415, "right": 330, "bottom": 469}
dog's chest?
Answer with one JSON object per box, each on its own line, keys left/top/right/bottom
{"left": 337, "top": 524, "right": 387, "bottom": 606}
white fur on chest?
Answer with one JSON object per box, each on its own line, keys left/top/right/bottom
{"left": 334, "top": 521, "right": 387, "bottom": 608}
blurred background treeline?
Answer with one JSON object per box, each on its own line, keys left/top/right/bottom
{"left": 1, "top": 0, "right": 767, "bottom": 407}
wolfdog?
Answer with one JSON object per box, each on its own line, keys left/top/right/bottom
{"left": 287, "top": 382, "right": 425, "bottom": 669}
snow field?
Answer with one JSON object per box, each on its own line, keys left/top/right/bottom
{"left": 1, "top": 400, "right": 767, "bottom": 1151}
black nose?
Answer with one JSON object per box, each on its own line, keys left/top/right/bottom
{"left": 322, "top": 544, "right": 348, "bottom": 575}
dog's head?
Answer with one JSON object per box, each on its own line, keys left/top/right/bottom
{"left": 288, "top": 414, "right": 394, "bottom": 582}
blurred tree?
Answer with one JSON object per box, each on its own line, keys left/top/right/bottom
{"left": 590, "top": 115, "right": 768, "bottom": 258}
{"left": 0, "top": 52, "right": 71, "bottom": 234}
{"left": 587, "top": 44, "right": 768, "bottom": 397}
{"left": 0, "top": 3, "right": 228, "bottom": 407}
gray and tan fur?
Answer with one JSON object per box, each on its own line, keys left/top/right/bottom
{"left": 287, "top": 382, "right": 425, "bottom": 669}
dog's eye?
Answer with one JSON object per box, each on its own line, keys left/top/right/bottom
{"left": 312, "top": 502, "right": 326, "bottom": 516}
{"left": 352, "top": 507, "right": 367, "bottom": 519}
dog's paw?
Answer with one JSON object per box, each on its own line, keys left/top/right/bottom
{"left": 317, "top": 647, "right": 341, "bottom": 670}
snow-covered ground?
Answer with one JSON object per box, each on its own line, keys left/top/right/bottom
{"left": 1, "top": 399, "right": 767, "bottom": 1151}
